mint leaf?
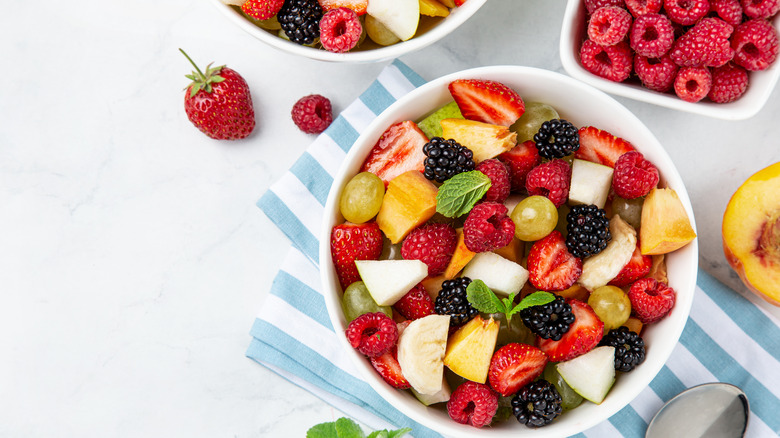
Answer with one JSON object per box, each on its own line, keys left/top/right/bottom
{"left": 335, "top": 417, "right": 365, "bottom": 438}
{"left": 367, "top": 432, "right": 388, "bottom": 438}
{"left": 466, "top": 280, "right": 505, "bottom": 314}
{"left": 514, "top": 291, "right": 556, "bottom": 312}
{"left": 436, "top": 171, "right": 491, "bottom": 217}
{"left": 387, "top": 428, "right": 412, "bottom": 438}
{"left": 307, "top": 422, "right": 338, "bottom": 438}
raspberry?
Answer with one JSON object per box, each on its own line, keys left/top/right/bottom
{"left": 394, "top": 283, "right": 434, "bottom": 320}
{"left": 732, "top": 19, "right": 780, "bottom": 71}
{"left": 628, "top": 277, "right": 676, "bottom": 323}
{"left": 525, "top": 159, "right": 571, "bottom": 208}
{"left": 625, "top": 0, "right": 663, "bottom": 15}
{"left": 476, "top": 159, "right": 511, "bottom": 203}
{"left": 670, "top": 18, "right": 735, "bottom": 67}
{"left": 580, "top": 39, "right": 634, "bottom": 82}
{"left": 241, "top": 0, "right": 285, "bottom": 20}
{"left": 741, "top": 0, "right": 780, "bottom": 18}
{"left": 291, "top": 94, "right": 333, "bottom": 134}
{"left": 588, "top": 6, "right": 633, "bottom": 46}
{"left": 463, "top": 202, "right": 515, "bottom": 253}
{"left": 345, "top": 312, "right": 398, "bottom": 357}
{"left": 708, "top": 62, "right": 750, "bottom": 103}
{"left": 710, "top": 0, "right": 744, "bottom": 26}
{"left": 447, "top": 381, "right": 499, "bottom": 428}
{"left": 584, "top": 0, "right": 627, "bottom": 14}
{"left": 319, "top": 7, "right": 362, "bottom": 53}
{"left": 674, "top": 66, "right": 713, "bottom": 102}
{"left": 400, "top": 223, "right": 457, "bottom": 276}
{"left": 663, "top": 0, "right": 710, "bottom": 25}
{"left": 612, "top": 151, "right": 660, "bottom": 199}
{"left": 635, "top": 54, "right": 679, "bottom": 91}
{"left": 630, "top": 13, "right": 674, "bottom": 58}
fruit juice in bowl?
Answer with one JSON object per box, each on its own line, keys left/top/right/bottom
{"left": 320, "top": 66, "right": 698, "bottom": 437}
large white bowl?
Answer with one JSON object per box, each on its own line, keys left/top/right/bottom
{"left": 209, "top": 0, "right": 487, "bottom": 63}
{"left": 320, "top": 66, "right": 698, "bottom": 437}
{"left": 560, "top": 0, "right": 780, "bottom": 120}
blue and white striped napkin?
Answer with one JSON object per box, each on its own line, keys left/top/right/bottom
{"left": 248, "top": 60, "right": 780, "bottom": 437}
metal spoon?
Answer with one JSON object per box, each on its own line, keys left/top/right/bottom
{"left": 645, "top": 383, "right": 749, "bottom": 438}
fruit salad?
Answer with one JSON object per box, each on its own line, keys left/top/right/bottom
{"left": 329, "top": 78, "right": 696, "bottom": 429}
{"left": 220, "top": 0, "right": 467, "bottom": 53}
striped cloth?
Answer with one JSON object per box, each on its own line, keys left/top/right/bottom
{"left": 248, "top": 60, "right": 780, "bottom": 437}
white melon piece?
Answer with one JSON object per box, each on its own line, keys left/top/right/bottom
{"left": 397, "top": 314, "right": 451, "bottom": 395}
{"left": 367, "top": 0, "right": 420, "bottom": 41}
{"left": 356, "top": 259, "right": 428, "bottom": 306}
{"left": 412, "top": 376, "right": 451, "bottom": 405}
{"left": 557, "top": 346, "right": 616, "bottom": 404}
{"left": 578, "top": 215, "right": 636, "bottom": 291}
{"left": 461, "top": 252, "right": 529, "bottom": 297}
{"left": 568, "top": 159, "right": 614, "bottom": 209}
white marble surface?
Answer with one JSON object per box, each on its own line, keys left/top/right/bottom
{"left": 2, "top": 0, "right": 779, "bottom": 436}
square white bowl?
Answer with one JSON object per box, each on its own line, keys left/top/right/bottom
{"left": 560, "top": 0, "right": 780, "bottom": 120}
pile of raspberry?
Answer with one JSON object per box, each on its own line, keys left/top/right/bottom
{"left": 579, "top": 0, "right": 780, "bottom": 103}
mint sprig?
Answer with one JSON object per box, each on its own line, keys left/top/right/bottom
{"left": 307, "top": 417, "right": 411, "bottom": 438}
{"left": 466, "top": 280, "right": 555, "bottom": 326}
{"left": 435, "top": 170, "right": 491, "bottom": 217}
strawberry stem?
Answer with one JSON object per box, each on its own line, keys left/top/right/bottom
{"left": 179, "top": 48, "right": 205, "bottom": 81}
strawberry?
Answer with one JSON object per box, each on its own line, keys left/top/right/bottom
{"left": 609, "top": 241, "right": 653, "bottom": 287}
{"left": 575, "top": 126, "right": 636, "bottom": 168}
{"left": 330, "top": 222, "right": 383, "bottom": 289}
{"left": 448, "top": 79, "right": 525, "bottom": 127}
{"left": 454, "top": 0, "right": 467, "bottom": 5}
{"left": 370, "top": 346, "right": 411, "bottom": 389}
{"left": 527, "top": 231, "right": 583, "bottom": 291}
{"left": 394, "top": 283, "right": 434, "bottom": 320}
{"left": 241, "top": 0, "right": 285, "bottom": 20}
{"left": 181, "top": 49, "right": 255, "bottom": 140}
{"left": 536, "top": 299, "right": 605, "bottom": 362}
{"left": 360, "top": 121, "right": 428, "bottom": 185}
{"left": 488, "top": 343, "right": 548, "bottom": 397}
{"left": 318, "top": 0, "right": 368, "bottom": 15}
{"left": 498, "top": 140, "right": 541, "bottom": 192}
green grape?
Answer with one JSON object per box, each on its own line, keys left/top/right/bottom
{"left": 339, "top": 172, "right": 385, "bottom": 224}
{"left": 611, "top": 196, "right": 644, "bottom": 230}
{"left": 341, "top": 281, "right": 392, "bottom": 322}
{"left": 511, "top": 102, "right": 560, "bottom": 144}
{"left": 544, "top": 363, "right": 584, "bottom": 410}
{"left": 588, "top": 285, "right": 632, "bottom": 331}
{"left": 494, "top": 312, "right": 535, "bottom": 347}
{"left": 511, "top": 196, "right": 558, "bottom": 241}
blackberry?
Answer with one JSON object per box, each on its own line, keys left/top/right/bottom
{"left": 566, "top": 204, "right": 611, "bottom": 258}
{"left": 434, "top": 277, "right": 478, "bottom": 326}
{"left": 519, "top": 296, "right": 575, "bottom": 341}
{"left": 277, "top": 0, "right": 323, "bottom": 46}
{"left": 533, "top": 119, "right": 580, "bottom": 160}
{"left": 422, "top": 137, "right": 475, "bottom": 182}
{"left": 511, "top": 380, "right": 562, "bottom": 428}
{"left": 599, "top": 326, "right": 646, "bottom": 372}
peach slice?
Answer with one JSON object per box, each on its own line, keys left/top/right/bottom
{"left": 639, "top": 188, "right": 696, "bottom": 255}
{"left": 440, "top": 118, "right": 517, "bottom": 163}
{"left": 443, "top": 315, "right": 499, "bottom": 383}
{"left": 723, "top": 162, "right": 780, "bottom": 306}
{"left": 376, "top": 170, "right": 438, "bottom": 243}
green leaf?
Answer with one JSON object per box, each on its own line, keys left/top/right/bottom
{"left": 435, "top": 171, "right": 491, "bottom": 217}
{"left": 367, "top": 431, "right": 388, "bottom": 438}
{"left": 307, "top": 422, "right": 338, "bottom": 438}
{"left": 387, "top": 428, "right": 412, "bottom": 438}
{"left": 335, "top": 417, "right": 365, "bottom": 438}
{"left": 513, "top": 291, "right": 556, "bottom": 313}
{"left": 466, "top": 280, "right": 505, "bottom": 314}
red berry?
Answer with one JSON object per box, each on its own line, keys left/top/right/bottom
{"left": 635, "top": 54, "right": 678, "bottom": 92}
{"left": 663, "top": 0, "right": 709, "bottom": 25}
{"left": 708, "top": 63, "right": 750, "bottom": 103}
{"left": 488, "top": 343, "right": 548, "bottom": 397}
{"left": 612, "top": 151, "right": 660, "bottom": 199}
{"left": 628, "top": 277, "right": 676, "bottom": 323}
{"left": 527, "top": 231, "right": 582, "bottom": 291}
{"left": 360, "top": 121, "right": 428, "bottom": 186}
{"left": 580, "top": 39, "right": 634, "bottom": 82}
{"left": 292, "top": 94, "right": 333, "bottom": 134}
{"left": 584, "top": 0, "right": 627, "bottom": 14}
{"left": 498, "top": 140, "right": 542, "bottom": 193}
{"left": 710, "top": 0, "right": 744, "bottom": 26}
{"left": 330, "top": 222, "right": 383, "bottom": 289}
{"left": 345, "top": 312, "right": 398, "bottom": 357}
{"left": 241, "top": 0, "right": 285, "bottom": 20}
{"left": 525, "top": 159, "right": 571, "bottom": 208}
{"left": 463, "top": 202, "right": 515, "bottom": 253}
{"left": 741, "top": 0, "right": 780, "bottom": 19}
{"left": 588, "top": 6, "right": 633, "bottom": 46}
{"left": 393, "top": 283, "right": 434, "bottom": 320}
{"left": 609, "top": 241, "right": 653, "bottom": 286}
{"left": 731, "top": 19, "right": 780, "bottom": 71}
{"left": 319, "top": 7, "right": 363, "bottom": 53}
{"left": 625, "top": 0, "right": 663, "bottom": 16}
{"left": 670, "top": 18, "right": 735, "bottom": 68}
{"left": 674, "top": 66, "right": 713, "bottom": 102}
{"left": 630, "top": 13, "right": 674, "bottom": 58}
{"left": 369, "top": 346, "right": 411, "bottom": 389}
{"left": 536, "top": 299, "right": 604, "bottom": 362}
{"left": 401, "top": 223, "right": 457, "bottom": 276}
{"left": 576, "top": 126, "right": 637, "bottom": 167}
{"left": 448, "top": 79, "right": 526, "bottom": 127}
{"left": 447, "top": 381, "right": 498, "bottom": 428}
{"left": 476, "top": 159, "right": 511, "bottom": 203}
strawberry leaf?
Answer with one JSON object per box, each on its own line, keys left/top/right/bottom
{"left": 466, "top": 279, "right": 505, "bottom": 314}
{"left": 436, "top": 171, "right": 491, "bottom": 217}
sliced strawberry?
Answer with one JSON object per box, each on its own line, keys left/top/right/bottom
{"left": 488, "top": 343, "right": 548, "bottom": 397}
{"left": 498, "top": 140, "right": 541, "bottom": 192}
{"left": 527, "top": 231, "right": 583, "bottom": 291}
{"left": 370, "top": 346, "right": 411, "bottom": 389}
{"left": 330, "top": 222, "right": 383, "bottom": 289}
{"left": 394, "top": 283, "right": 434, "bottom": 320}
{"left": 609, "top": 241, "right": 652, "bottom": 287}
{"left": 360, "top": 121, "right": 428, "bottom": 185}
{"left": 318, "top": 0, "right": 367, "bottom": 14}
{"left": 575, "top": 126, "right": 636, "bottom": 168}
{"left": 536, "top": 299, "right": 605, "bottom": 362}
{"left": 448, "top": 79, "right": 525, "bottom": 127}
{"left": 454, "top": 0, "right": 467, "bottom": 5}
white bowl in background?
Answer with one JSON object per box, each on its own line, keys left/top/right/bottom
{"left": 320, "top": 66, "right": 698, "bottom": 437}
{"left": 209, "top": 0, "right": 487, "bottom": 63}
{"left": 560, "top": 0, "right": 780, "bottom": 120}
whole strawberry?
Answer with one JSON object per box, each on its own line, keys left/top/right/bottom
{"left": 181, "top": 49, "right": 255, "bottom": 140}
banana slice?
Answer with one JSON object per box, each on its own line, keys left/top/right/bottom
{"left": 397, "top": 314, "right": 451, "bottom": 395}
{"left": 578, "top": 215, "right": 637, "bottom": 291}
